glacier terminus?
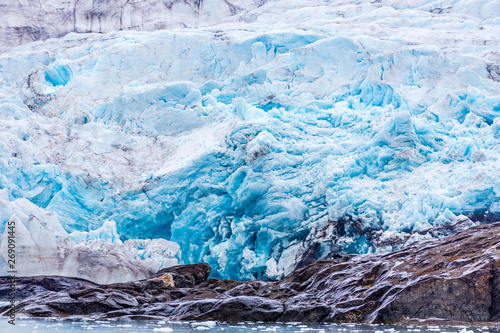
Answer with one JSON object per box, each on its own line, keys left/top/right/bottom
{"left": 0, "top": 0, "right": 499, "bottom": 284}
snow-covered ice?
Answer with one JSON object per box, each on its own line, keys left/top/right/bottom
{"left": 0, "top": 0, "right": 499, "bottom": 280}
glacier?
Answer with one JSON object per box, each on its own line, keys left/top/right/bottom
{"left": 0, "top": 0, "right": 499, "bottom": 281}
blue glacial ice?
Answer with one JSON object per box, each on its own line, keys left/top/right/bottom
{"left": 0, "top": 0, "right": 499, "bottom": 280}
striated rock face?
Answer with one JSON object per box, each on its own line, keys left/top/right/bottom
{"left": 3, "top": 222, "right": 500, "bottom": 323}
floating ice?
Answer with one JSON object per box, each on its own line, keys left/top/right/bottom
{"left": 0, "top": 0, "right": 499, "bottom": 280}
{"left": 153, "top": 328, "right": 174, "bottom": 332}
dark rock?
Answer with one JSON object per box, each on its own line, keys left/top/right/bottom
{"left": 4, "top": 222, "right": 500, "bottom": 324}
{"left": 374, "top": 269, "right": 492, "bottom": 323}
{"left": 295, "top": 242, "right": 321, "bottom": 271}
{"left": 169, "top": 289, "right": 191, "bottom": 300}
{"left": 21, "top": 304, "right": 61, "bottom": 317}
{"left": 491, "top": 264, "right": 500, "bottom": 321}
{"left": 190, "top": 296, "right": 284, "bottom": 321}
{"left": 155, "top": 263, "right": 211, "bottom": 288}
{"left": 279, "top": 303, "right": 330, "bottom": 322}
{"left": 150, "top": 293, "right": 172, "bottom": 303}
{"left": 0, "top": 276, "right": 96, "bottom": 300}
{"left": 165, "top": 299, "right": 218, "bottom": 318}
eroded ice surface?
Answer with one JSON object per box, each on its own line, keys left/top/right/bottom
{"left": 0, "top": 0, "right": 499, "bottom": 280}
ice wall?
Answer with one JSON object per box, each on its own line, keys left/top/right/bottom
{"left": 0, "top": 0, "right": 258, "bottom": 50}
{"left": 0, "top": 0, "right": 499, "bottom": 280}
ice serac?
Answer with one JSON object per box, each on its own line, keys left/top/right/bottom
{"left": 0, "top": 190, "right": 180, "bottom": 284}
{"left": 0, "top": 0, "right": 499, "bottom": 281}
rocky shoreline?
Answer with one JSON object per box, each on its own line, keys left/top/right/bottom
{"left": 2, "top": 222, "right": 500, "bottom": 324}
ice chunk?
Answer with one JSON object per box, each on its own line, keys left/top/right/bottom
{"left": 44, "top": 64, "right": 72, "bottom": 87}
{"left": 88, "top": 220, "right": 122, "bottom": 244}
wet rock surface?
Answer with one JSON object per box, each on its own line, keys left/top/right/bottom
{"left": 3, "top": 223, "right": 500, "bottom": 323}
